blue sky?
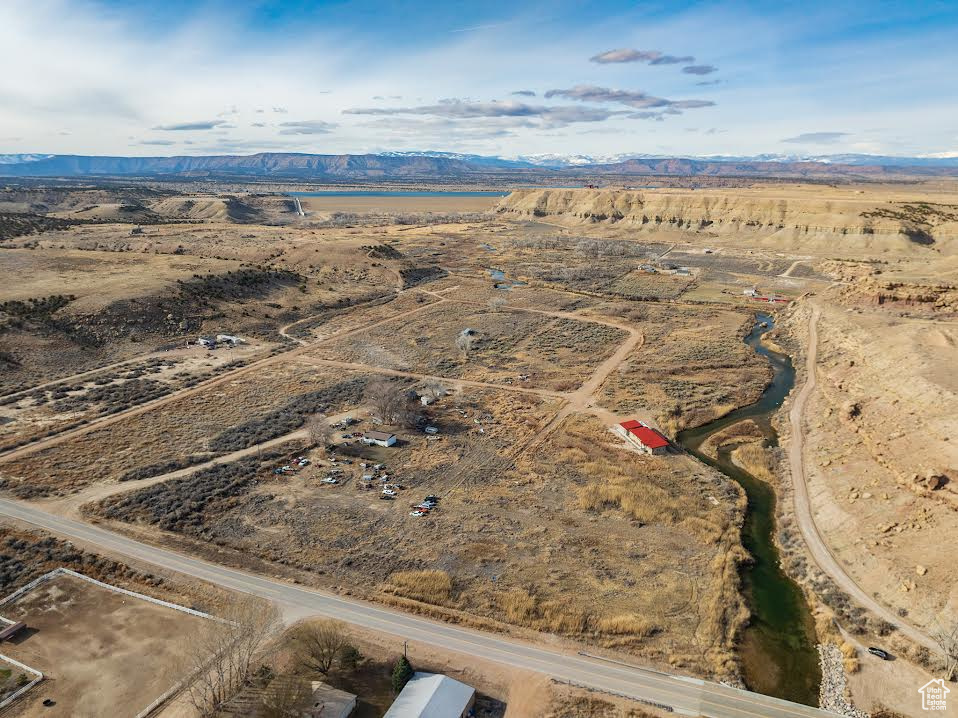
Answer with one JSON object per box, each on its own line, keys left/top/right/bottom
{"left": 1, "top": 0, "right": 956, "bottom": 158}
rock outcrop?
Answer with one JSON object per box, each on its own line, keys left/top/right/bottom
{"left": 495, "top": 188, "right": 958, "bottom": 252}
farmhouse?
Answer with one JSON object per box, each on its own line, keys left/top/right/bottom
{"left": 615, "top": 420, "right": 670, "bottom": 455}
{"left": 384, "top": 672, "right": 475, "bottom": 718}
{"left": 361, "top": 431, "right": 397, "bottom": 447}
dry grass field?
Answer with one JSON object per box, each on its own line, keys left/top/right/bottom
{"left": 308, "top": 300, "right": 627, "bottom": 391}
{"left": 0, "top": 363, "right": 370, "bottom": 496}
{"left": 0, "top": 347, "right": 263, "bottom": 452}
{"left": 88, "top": 394, "right": 746, "bottom": 679}
{"left": 0, "top": 221, "right": 407, "bottom": 391}
{"left": 590, "top": 301, "right": 770, "bottom": 432}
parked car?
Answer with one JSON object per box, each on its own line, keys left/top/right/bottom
{"left": 410, "top": 510, "right": 428, "bottom": 517}
{"left": 382, "top": 488, "right": 397, "bottom": 496}
{"left": 321, "top": 477, "right": 338, "bottom": 485}
{"left": 867, "top": 647, "right": 892, "bottom": 660}
{"left": 379, "top": 494, "right": 395, "bottom": 501}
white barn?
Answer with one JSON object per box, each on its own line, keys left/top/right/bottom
{"left": 384, "top": 672, "right": 475, "bottom": 718}
{"left": 361, "top": 431, "right": 397, "bottom": 447}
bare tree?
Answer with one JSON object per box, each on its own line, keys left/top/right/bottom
{"left": 289, "top": 619, "right": 350, "bottom": 676}
{"left": 934, "top": 621, "right": 958, "bottom": 681}
{"left": 455, "top": 329, "right": 477, "bottom": 359}
{"left": 421, "top": 381, "right": 447, "bottom": 401}
{"left": 488, "top": 296, "right": 507, "bottom": 313}
{"left": 363, "top": 379, "right": 407, "bottom": 424}
{"left": 259, "top": 674, "right": 313, "bottom": 718}
{"left": 306, "top": 413, "right": 332, "bottom": 451}
{"left": 179, "top": 596, "right": 281, "bottom": 716}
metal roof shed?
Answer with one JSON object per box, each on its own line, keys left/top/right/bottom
{"left": 384, "top": 672, "right": 475, "bottom": 718}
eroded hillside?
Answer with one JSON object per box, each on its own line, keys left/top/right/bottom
{"left": 496, "top": 187, "right": 958, "bottom": 254}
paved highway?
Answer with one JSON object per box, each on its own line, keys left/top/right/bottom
{"left": 0, "top": 499, "right": 840, "bottom": 717}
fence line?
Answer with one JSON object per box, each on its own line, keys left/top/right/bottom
{"left": 0, "top": 654, "right": 43, "bottom": 711}
{"left": 0, "top": 567, "right": 226, "bottom": 716}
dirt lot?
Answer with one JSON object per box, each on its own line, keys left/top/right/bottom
{"left": 0, "top": 572, "right": 212, "bottom": 718}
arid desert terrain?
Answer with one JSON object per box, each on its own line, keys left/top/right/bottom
{"left": 0, "top": 179, "right": 956, "bottom": 718}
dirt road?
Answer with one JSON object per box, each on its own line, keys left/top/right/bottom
{"left": 788, "top": 302, "right": 940, "bottom": 653}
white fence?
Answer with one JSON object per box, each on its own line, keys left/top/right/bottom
{"left": 0, "top": 567, "right": 222, "bottom": 717}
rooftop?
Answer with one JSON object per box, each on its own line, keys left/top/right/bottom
{"left": 619, "top": 420, "right": 669, "bottom": 449}
{"left": 364, "top": 430, "right": 396, "bottom": 441}
{"left": 384, "top": 672, "right": 474, "bottom": 718}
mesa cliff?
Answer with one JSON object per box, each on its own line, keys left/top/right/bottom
{"left": 496, "top": 188, "right": 958, "bottom": 253}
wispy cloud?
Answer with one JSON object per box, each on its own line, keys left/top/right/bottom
{"left": 590, "top": 48, "right": 693, "bottom": 65}
{"left": 138, "top": 139, "right": 176, "bottom": 145}
{"left": 682, "top": 65, "right": 717, "bottom": 75}
{"left": 272, "top": 107, "right": 288, "bottom": 114}
{"left": 449, "top": 21, "right": 513, "bottom": 34}
{"left": 278, "top": 120, "right": 337, "bottom": 135}
{"left": 152, "top": 120, "right": 225, "bottom": 131}
{"left": 344, "top": 100, "right": 622, "bottom": 128}
{"left": 781, "top": 131, "right": 849, "bottom": 144}
{"left": 511, "top": 90, "right": 536, "bottom": 97}
{"left": 544, "top": 85, "right": 714, "bottom": 112}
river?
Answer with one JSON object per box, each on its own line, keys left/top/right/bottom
{"left": 676, "top": 312, "right": 822, "bottom": 706}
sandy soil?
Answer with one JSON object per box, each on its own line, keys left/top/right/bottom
{"left": 791, "top": 299, "right": 958, "bottom": 632}
{"left": 0, "top": 573, "right": 212, "bottom": 718}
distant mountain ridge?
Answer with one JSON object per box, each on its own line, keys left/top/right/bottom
{"left": 1, "top": 151, "right": 957, "bottom": 180}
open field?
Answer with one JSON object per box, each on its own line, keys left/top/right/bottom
{"left": 592, "top": 301, "right": 770, "bottom": 432}
{"left": 0, "top": 363, "right": 370, "bottom": 496}
{"left": 0, "top": 348, "right": 262, "bottom": 452}
{"left": 0, "top": 222, "right": 406, "bottom": 391}
{"left": 308, "top": 300, "right": 628, "bottom": 391}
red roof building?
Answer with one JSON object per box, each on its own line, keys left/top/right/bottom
{"left": 617, "top": 420, "right": 670, "bottom": 454}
